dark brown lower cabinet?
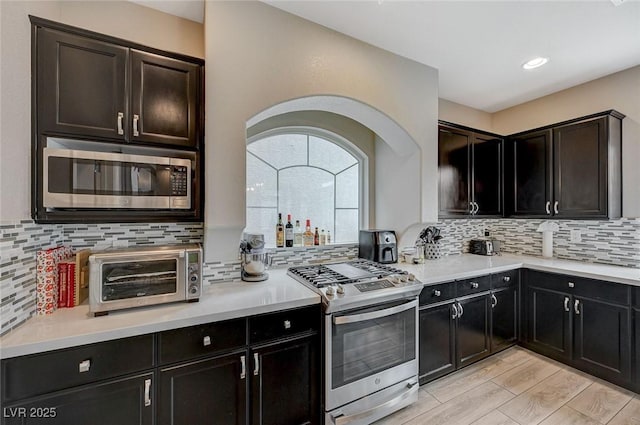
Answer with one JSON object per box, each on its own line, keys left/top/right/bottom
{"left": 573, "top": 297, "right": 632, "bottom": 386}
{"left": 635, "top": 308, "right": 640, "bottom": 391}
{"left": 2, "top": 373, "right": 153, "bottom": 425}
{"left": 456, "top": 294, "right": 491, "bottom": 368}
{"left": 418, "top": 302, "right": 456, "bottom": 384}
{"left": 158, "top": 352, "right": 247, "bottom": 425}
{"left": 250, "top": 336, "right": 318, "bottom": 425}
{"left": 525, "top": 285, "right": 572, "bottom": 362}
{"left": 491, "top": 286, "right": 518, "bottom": 352}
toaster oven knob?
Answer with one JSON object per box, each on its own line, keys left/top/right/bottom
{"left": 190, "top": 274, "right": 198, "bottom": 282}
{"left": 336, "top": 284, "right": 345, "bottom": 295}
{"left": 189, "top": 285, "right": 199, "bottom": 295}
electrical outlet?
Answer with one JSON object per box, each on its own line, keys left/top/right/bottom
{"left": 570, "top": 229, "right": 582, "bottom": 243}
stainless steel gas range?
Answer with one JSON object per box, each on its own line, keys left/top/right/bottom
{"left": 288, "top": 259, "right": 422, "bottom": 425}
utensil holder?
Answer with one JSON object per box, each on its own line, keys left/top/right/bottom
{"left": 424, "top": 242, "right": 442, "bottom": 260}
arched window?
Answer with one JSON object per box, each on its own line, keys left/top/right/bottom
{"left": 246, "top": 128, "right": 365, "bottom": 247}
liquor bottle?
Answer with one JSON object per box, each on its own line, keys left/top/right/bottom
{"left": 285, "top": 214, "right": 294, "bottom": 247}
{"left": 276, "top": 213, "right": 284, "bottom": 248}
{"left": 320, "top": 229, "right": 326, "bottom": 245}
{"left": 303, "top": 219, "right": 314, "bottom": 246}
{"left": 326, "top": 230, "right": 331, "bottom": 245}
{"left": 294, "top": 220, "right": 303, "bottom": 246}
{"left": 314, "top": 227, "right": 320, "bottom": 246}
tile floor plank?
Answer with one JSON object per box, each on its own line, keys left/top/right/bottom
{"left": 608, "top": 396, "right": 640, "bottom": 425}
{"left": 498, "top": 368, "right": 593, "bottom": 425}
{"left": 492, "top": 358, "right": 561, "bottom": 395}
{"left": 537, "top": 405, "right": 601, "bottom": 425}
{"left": 404, "top": 382, "right": 514, "bottom": 425}
{"left": 566, "top": 380, "right": 634, "bottom": 424}
{"left": 470, "top": 410, "right": 519, "bottom": 425}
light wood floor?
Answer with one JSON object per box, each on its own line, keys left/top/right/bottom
{"left": 375, "top": 347, "right": 640, "bottom": 425}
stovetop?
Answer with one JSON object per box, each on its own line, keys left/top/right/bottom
{"left": 288, "top": 259, "right": 422, "bottom": 312}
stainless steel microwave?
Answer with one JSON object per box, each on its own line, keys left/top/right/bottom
{"left": 89, "top": 244, "right": 202, "bottom": 316}
{"left": 43, "top": 147, "right": 192, "bottom": 210}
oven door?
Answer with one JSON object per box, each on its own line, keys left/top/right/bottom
{"left": 43, "top": 147, "right": 191, "bottom": 209}
{"left": 325, "top": 298, "right": 418, "bottom": 411}
{"left": 89, "top": 252, "right": 186, "bottom": 314}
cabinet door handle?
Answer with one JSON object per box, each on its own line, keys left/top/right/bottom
{"left": 545, "top": 201, "right": 551, "bottom": 215}
{"left": 78, "top": 359, "right": 91, "bottom": 373}
{"left": 253, "top": 353, "right": 260, "bottom": 376}
{"left": 117, "top": 112, "right": 124, "bottom": 135}
{"left": 473, "top": 202, "right": 479, "bottom": 214}
{"left": 564, "top": 296, "right": 570, "bottom": 312}
{"left": 469, "top": 202, "right": 474, "bottom": 214}
{"left": 574, "top": 299, "right": 580, "bottom": 315}
{"left": 457, "top": 302, "right": 464, "bottom": 318}
{"left": 491, "top": 294, "right": 498, "bottom": 308}
{"left": 554, "top": 201, "right": 559, "bottom": 215}
{"left": 133, "top": 114, "right": 140, "bottom": 137}
{"left": 451, "top": 303, "right": 458, "bottom": 319}
{"left": 240, "top": 355, "right": 246, "bottom": 379}
{"left": 144, "top": 378, "right": 152, "bottom": 407}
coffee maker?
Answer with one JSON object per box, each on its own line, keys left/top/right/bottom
{"left": 239, "top": 233, "right": 271, "bottom": 282}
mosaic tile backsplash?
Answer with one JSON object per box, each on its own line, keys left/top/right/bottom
{"left": 2, "top": 217, "right": 639, "bottom": 335}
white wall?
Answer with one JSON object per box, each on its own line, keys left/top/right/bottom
{"left": 204, "top": 1, "right": 439, "bottom": 261}
{"left": 439, "top": 99, "right": 493, "bottom": 133}
{"left": 0, "top": 0, "right": 204, "bottom": 221}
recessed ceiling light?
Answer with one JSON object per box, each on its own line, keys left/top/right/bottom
{"left": 522, "top": 57, "right": 549, "bottom": 70}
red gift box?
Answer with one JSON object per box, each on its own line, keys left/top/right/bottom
{"left": 36, "top": 246, "right": 74, "bottom": 315}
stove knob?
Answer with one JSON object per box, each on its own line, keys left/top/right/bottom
{"left": 399, "top": 275, "right": 408, "bottom": 282}
{"left": 390, "top": 276, "right": 401, "bottom": 285}
{"left": 408, "top": 273, "right": 416, "bottom": 281}
{"left": 337, "top": 284, "right": 345, "bottom": 295}
{"left": 326, "top": 286, "right": 335, "bottom": 296}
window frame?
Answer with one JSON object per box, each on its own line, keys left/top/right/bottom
{"left": 246, "top": 126, "right": 369, "bottom": 244}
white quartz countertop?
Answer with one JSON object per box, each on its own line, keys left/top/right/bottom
{"left": 396, "top": 253, "right": 640, "bottom": 287}
{"left": 2, "top": 253, "right": 639, "bottom": 360}
{"left": 0, "top": 268, "right": 320, "bottom": 359}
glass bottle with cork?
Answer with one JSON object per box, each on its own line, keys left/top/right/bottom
{"left": 275, "top": 213, "right": 284, "bottom": 248}
{"left": 285, "top": 214, "right": 294, "bottom": 247}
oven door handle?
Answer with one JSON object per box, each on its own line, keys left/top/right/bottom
{"left": 333, "top": 299, "right": 417, "bottom": 325}
{"left": 330, "top": 380, "right": 419, "bottom": 425}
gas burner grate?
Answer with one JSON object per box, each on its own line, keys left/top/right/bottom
{"left": 288, "top": 259, "right": 407, "bottom": 288}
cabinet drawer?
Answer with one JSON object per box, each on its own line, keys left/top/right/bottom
{"left": 492, "top": 269, "right": 519, "bottom": 289}
{"left": 158, "top": 318, "right": 246, "bottom": 365}
{"left": 524, "top": 270, "right": 572, "bottom": 292}
{"left": 633, "top": 287, "right": 640, "bottom": 307}
{"left": 456, "top": 275, "right": 491, "bottom": 297}
{"left": 572, "top": 276, "right": 630, "bottom": 305}
{"left": 249, "top": 305, "right": 320, "bottom": 344}
{"left": 419, "top": 282, "right": 455, "bottom": 306}
{"left": 1, "top": 334, "right": 154, "bottom": 403}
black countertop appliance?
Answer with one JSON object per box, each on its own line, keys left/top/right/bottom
{"left": 358, "top": 230, "right": 398, "bottom": 263}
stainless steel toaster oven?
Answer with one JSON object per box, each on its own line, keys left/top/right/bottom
{"left": 89, "top": 244, "right": 202, "bottom": 316}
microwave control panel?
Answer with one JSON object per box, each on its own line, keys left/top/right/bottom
{"left": 171, "top": 166, "right": 189, "bottom": 196}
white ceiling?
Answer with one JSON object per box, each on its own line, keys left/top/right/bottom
{"left": 134, "top": 0, "right": 640, "bottom": 113}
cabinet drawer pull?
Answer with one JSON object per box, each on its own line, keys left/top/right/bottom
{"left": 133, "top": 114, "right": 140, "bottom": 137}
{"left": 144, "top": 378, "right": 152, "bottom": 407}
{"left": 203, "top": 336, "right": 211, "bottom": 346}
{"left": 253, "top": 353, "right": 260, "bottom": 376}
{"left": 433, "top": 289, "right": 441, "bottom": 297}
{"left": 564, "top": 296, "right": 570, "bottom": 312}
{"left": 545, "top": 201, "right": 551, "bottom": 215}
{"left": 117, "top": 112, "right": 124, "bottom": 135}
{"left": 470, "top": 282, "right": 479, "bottom": 289}
{"left": 554, "top": 201, "right": 559, "bottom": 215}
{"left": 240, "top": 355, "right": 246, "bottom": 379}
{"left": 78, "top": 359, "right": 91, "bottom": 373}
{"left": 457, "top": 302, "right": 464, "bottom": 318}
{"left": 283, "top": 320, "right": 291, "bottom": 330}
{"left": 568, "top": 282, "right": 575, "bottom": 288}
{"left": 491, "top": 294, "right": 498, "bottom": 308}
{"left": 574, "top": 299, "right": 580, "bottom": 315}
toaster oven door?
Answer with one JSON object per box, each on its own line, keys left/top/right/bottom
{"left": 90, "top": 253, "right": 186, "bottom": 313}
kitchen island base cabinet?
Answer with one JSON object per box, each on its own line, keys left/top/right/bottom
{"left": 158, "top": 352, "right": 247, "bottom": 425}
{"left": 418, "top": 302, "right": 456, "bottom": 384}
{"left": 250, "top": 336, "right": 318, "bottom": 425}
{"left": 2, "top": 373, "right": 153, "bottom": 425}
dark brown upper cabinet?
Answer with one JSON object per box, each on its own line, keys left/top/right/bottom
{"left": 438, "top": 123, "right": 503, "bottom": 218}
{"left": 506, "top": 111, "right": 623, "bottom": 219}
{"left": 32, "top": 16, "right": 203, "bottom": 151}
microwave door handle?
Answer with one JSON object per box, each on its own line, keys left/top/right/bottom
{"left": 333, "top": 299, "right": 417, "bottom": 325}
